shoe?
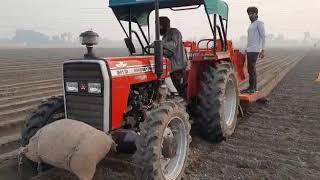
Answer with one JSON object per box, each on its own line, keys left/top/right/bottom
{"left": 240, "top": 87, "right": 250, "bottom": 93}
{"left": 241, "top": 88, "right": 256, "bottom": 94}
{"left": 168, "top": 92, "right": 186, "bottom": 104}
{"left": 168, "top": 92, "right": 179, "bottom": 97}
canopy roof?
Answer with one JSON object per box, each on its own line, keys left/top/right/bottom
{"left": 109, "top": 0, "right": 228, "bottom": 26}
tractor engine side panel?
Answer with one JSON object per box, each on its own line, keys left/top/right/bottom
{"left": 107, "top": 57, "right": 171, "bottom": 130}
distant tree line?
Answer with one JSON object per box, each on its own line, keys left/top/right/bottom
{"left": 0, "top": 29, "right": 125, "bottom": 47}
{"left": 236, "top": 32, "right": 320, "bottom": 48}
{"left": 12, "top": 29, "right": 50, "bottom": 44}
{"left": 0, "top": 29, "right": 75, "bottom": 45}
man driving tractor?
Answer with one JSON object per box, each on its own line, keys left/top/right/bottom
{"left": 159, "top": 16, "right": 188, "bottom": 96}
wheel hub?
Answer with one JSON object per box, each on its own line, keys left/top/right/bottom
{"left": 160, "top": 117, "right": 188, "bottom": 180}
{"left": 162, "top": 127, "right": 177, "bottom": 159}
{"left": 224, "top": 78, "right": 237, "bottom": 126}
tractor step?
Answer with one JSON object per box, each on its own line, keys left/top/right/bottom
{"left": 239, "top": 55, "right": 303, "bottom": 103}
{"left": 239, "top": 92, "right": 259, "bottom": 102}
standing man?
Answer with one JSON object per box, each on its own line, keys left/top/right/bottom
{"left": 242, "top": 7, "right": 266, "bottom": 94}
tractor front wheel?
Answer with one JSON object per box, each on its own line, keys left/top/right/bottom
{"left": 134, "top": 101, "right": 191, "bottom": 180}
{"left": 194, "top": 62, "right": 239, "bottom": 142}
{"left": 19, "top": 96, "right": 65, "bottom": 179}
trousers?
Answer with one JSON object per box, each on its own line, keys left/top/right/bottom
{"left": 247, "top": 52, "right": 260, "bottom": 90}
{"left": 170, "top": 69, "right": 185, "bottom": 96}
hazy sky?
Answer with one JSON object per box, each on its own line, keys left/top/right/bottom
{"left": 0, "top": 0, "right": 319, "bottom": 40}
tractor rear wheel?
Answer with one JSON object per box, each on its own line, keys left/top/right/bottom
{"left": 134, "top": 101, "right": 191, "bottom": 180}
{"left": 194, "top": 62, "right": 239, "bottom": 142}
{"left": 19, "top": 96, "right": 65, "bottom": 180}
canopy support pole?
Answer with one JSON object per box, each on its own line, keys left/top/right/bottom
{"left": 204, "top": 3, "right": 216, "bottom": 54}
{"left": 129, "top": 8, "right": 132, "bottom": 40}
{"left": 219, "top": 16, "right": 227, "bottom": 51}
{"left": 154, "top": 0, "right": 163, "bottom": 79}
{"left": 213, "top": 14, "right": 217, "bottom": 54}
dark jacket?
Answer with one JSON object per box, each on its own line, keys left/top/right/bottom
{"left": 162, "top": 28, "right": 187, "bottom": 72}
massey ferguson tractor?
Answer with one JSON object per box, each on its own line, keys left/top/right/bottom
{"left": 19, "top": 0, "right": 250, "bottom": 179}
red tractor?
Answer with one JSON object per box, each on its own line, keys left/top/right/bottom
{"left": 20, "top": 0, "right": 249, "bottom": 179}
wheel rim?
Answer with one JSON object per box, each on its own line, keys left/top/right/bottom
{"left": 161, "top": 117, "right": 188, "bottom": 180}
{"left": 224, "top": 77, "right": 237, "bottom": 127}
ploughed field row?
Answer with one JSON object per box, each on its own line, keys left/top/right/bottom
{"left": 186, "top": 49, "right": 320, "bottom": 179}
{"left": 0, "top": 48, "right": 304, "bottom": 165}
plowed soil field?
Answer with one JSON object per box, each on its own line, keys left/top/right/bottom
{"left": 0, "top": 48, "right": 319, "bottom": 180}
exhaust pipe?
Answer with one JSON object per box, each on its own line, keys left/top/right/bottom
{"left": 154, "top": 40, "right": 163, "bottom": 79}
{"left": 154, "top": 0, "right": 163, "bottom": 79}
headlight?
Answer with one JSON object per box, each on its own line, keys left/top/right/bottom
{"left": 88, "top": 83, "right": 101, "bottom": 94}
{"left": 66, "top": 82, "right": 78, "bottom": 92}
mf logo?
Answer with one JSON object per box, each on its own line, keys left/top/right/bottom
{"left": 79, "top": 83, "right": 87, "bottom": 91}
{"left": 115, "top": 61, "right": 128, "bottom": 68}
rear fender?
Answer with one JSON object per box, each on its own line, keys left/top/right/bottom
{"left": 232, "top": 50, "right": 246, "bottom": 84}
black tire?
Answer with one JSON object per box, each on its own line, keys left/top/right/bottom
{"left": 21, "top": 96, "right": 65, "bottom": 146}
{"left": 19, "top": 96, "right": 65, "bottom": 180}
{"left": 194, "top": 62, "right": 239, "bottom": 142}
{"left": 134, "top": 101, "right": 191, "bottom": 180}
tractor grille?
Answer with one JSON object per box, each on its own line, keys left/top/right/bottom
{"left": 63, "top": 62, "right": 104, "bottom": 130}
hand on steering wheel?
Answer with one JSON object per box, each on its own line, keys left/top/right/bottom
{"left": 143, "top": 44, "right": 154, "bottom": 55}
{"left": 143, "top": 44, "right": 175, "bottom": 57}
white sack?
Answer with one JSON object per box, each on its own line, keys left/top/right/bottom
{"left": 24, "top": 119, "right": 114, "bottom": 180}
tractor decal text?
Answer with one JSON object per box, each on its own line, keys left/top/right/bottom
{"left": 110, "top": 65, "right": 166, "bottom": 77}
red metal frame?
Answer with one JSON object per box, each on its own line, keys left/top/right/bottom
{"left": 105, "top": 40, "right": 251, "bottom": 130}
{"left": 105, "top": 56, "right": 171, "bottom": 129}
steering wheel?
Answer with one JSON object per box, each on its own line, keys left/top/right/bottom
{"left": 143, "top": 45, "right": 154, "bottom": 55}
{"left": 143, "top": 44, "right": 175, "bottom": 57}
